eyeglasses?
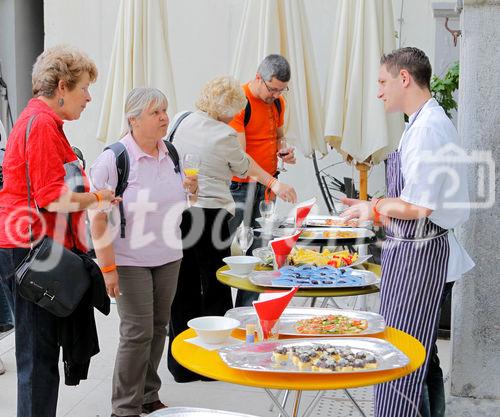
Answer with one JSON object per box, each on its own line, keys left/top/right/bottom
{"left": 262, "top": 79, "right": 289, "bottom": 95}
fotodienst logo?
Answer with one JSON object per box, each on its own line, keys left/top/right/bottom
{"left": 412, "top": 143, "right": 495, "bottom": 210}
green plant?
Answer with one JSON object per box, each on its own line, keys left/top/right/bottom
{"left": 431, "top": 61, "right": 459, "bottom": 118}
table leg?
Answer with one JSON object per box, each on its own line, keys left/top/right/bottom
{"left": 300, "top": 391, "right": 323, "bottom": 417}
{"left": 343, "top": 389, "right": 368, "bottom": 417}
{"left": 265, "top": 389, "right": 292, "bottom": 417}
{"left": 321, "top": 297, "right": 341, "bottom": 309}
{"left": 291, "top": 390, "right": 302, "bottom": 417}
{"left": 278, "top": 389, "right": 290, "bottom": 417}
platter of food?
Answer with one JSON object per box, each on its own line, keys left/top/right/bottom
{"left": 252, "top": 247, "right": 372, "bottom": 268}
{"left": 218, "top": 337, "right": 409, "bottom": 374}
{"left": 270, "top": 227, "right": 375, "bottom": 241}
{"left": 289, "top": 248, "right": 372, "bottom": 267}
{"left": 283, "top": 215, "right": 371, "bottom": 228}
{"left": 225, "top": 307, "right": 386, "bottom": 336}
{"left": 248, "top": 266, "right": 378, "bottom": 288}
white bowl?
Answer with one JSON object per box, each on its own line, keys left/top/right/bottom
{"left": 222, "top": 256, "right": 260, "bottom": 275}
{"left": 187, "top": 316, "right": 241, "bottom": 344}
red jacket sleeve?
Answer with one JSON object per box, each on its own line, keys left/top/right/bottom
{"left": 26, "top": 116, "right": 68, "bottom": 208}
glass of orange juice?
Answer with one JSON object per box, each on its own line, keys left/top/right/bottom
{"left": 182, "top": 154, "right": 200, "bottom": 200}
{"left": 183, "top": 154, "right": 200, "bottom": 176}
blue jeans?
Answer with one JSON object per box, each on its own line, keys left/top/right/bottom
{"left": 420, "top": 281, "right": 454, "bottom": 417}
{"left": 228, "top": 181, "right": 268, "bottom": 307}
{"left": 0, "top": 278, "right": 13, "bottom": 331}
{"left": 0, "top": 248, "right": 61, "bottom": 417}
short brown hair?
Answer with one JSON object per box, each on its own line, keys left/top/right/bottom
{"left": 380, "top": 47, "right": 432, "bottom": 90}
{"left": 196, "top": 76, "right": 247, "bottom": 120}
{"left": 32, "top": 45, "right": 98, "bottom": 97}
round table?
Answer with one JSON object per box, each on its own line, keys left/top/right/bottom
{"left": 172, "top": 327, "right": 425, "bottom": 417}
{"left": 216, "top": 263, "right": 381, "bottom": 298}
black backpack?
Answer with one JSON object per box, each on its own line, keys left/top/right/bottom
{"left": 105, "top": 111, "right": 191, "bottom": 238}
{"left": 243, "top": 98, "right": 282, "bottom": 127}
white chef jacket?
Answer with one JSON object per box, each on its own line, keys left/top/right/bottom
{"left": 398, "top": 98, "right": 475, "bottom": 282}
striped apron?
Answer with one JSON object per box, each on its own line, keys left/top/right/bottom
{"left": 374, "top": 149, "right": 449, "bottom": 417}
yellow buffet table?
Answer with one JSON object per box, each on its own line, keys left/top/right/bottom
{"left": 172, "top": 326, "right": 425, "bottom": 417}
{"left": 216, "top": 263, "right": 381, "bottom": 299}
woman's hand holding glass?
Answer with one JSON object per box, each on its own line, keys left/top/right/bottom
{"left": 182, "top": 154, "right": 200, "bottom": 203}
{"left": 182, "top": 175, "right": 198, "bottom": 202}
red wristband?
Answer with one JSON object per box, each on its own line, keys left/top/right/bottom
{"left": 372, "top": 198, "right": 383, "bottom": 223}
{"left": 100, "top": 264, "right": 117, "bottom": 273}
{"left": 91, "top": 192, "right": 101, "bottom": 209}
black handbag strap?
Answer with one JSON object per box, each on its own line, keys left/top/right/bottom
{"left": 23, "top": 115, "right": 74, "bottom": 250}
{"left": 24, "top": 115, "right": 37, "bottom": 248}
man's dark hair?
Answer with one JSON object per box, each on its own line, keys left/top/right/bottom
{"left": 257, "top": 54, "right": 291, "bottom": 82}
{"left": 380, "top": 47, "right": 432, "bottom": 90}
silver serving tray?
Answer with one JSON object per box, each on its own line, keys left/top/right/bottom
{"left": 249, "top": 268, "right": 379, "bottom": 289}
{"left": 225, "top": 307, "right": 386, "bottom": 336}
{"left": 218, "top": 337, "right": 409, "bottom": 374}
{"left": 272, "top": 227, "right": 375, "bottom": 240}
{"left": 149, "top": 407, "right": 259, "bottom": 417}
{"left": 252, "top": 246, "right": 372, "bottom": 268}
{"left": 283, "top": 215, "right": 372, "bottom": 228}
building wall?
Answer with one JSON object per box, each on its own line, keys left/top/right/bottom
{"left": 41, "top": 0, "right": 449, "bottom": 213}
{"left": 0, "top": 0, "right": 43, "bottom": 125}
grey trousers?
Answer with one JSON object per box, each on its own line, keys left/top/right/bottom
{"left": 112, "top": 260, "right": 181, "bottom": 416}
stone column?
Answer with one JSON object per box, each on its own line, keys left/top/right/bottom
{"left": 448, "top": 0, "right": 500, "bottom": 415}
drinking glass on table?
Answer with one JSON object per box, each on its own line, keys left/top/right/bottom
{"left": 259, "top": 199, "right": 275, "bottom": 221}
{"left": 236, "top": 226, "right": 254, "bottom": 256}
{"left": 278, "top": 138, "right": 292, "bottom": 172}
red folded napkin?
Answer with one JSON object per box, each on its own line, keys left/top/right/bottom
{"left": 295, "top": 198, "right": 316, "bottom": 228}
{"left": 253, "top": 287, "right": 298, "bottom": 339}
{"left": 270, "top": 230, "right": 302, "bottom": 268}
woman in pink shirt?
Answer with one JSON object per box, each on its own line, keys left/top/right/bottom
{"left": 89, "top": 87, "right": 197, "bottom": 417}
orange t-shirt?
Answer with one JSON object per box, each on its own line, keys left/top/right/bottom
{"left": 229, "top": 82, "right": 285, "bottom": 183}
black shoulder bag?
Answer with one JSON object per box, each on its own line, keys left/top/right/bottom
{"left": 14, "top": 116, "right": 91, "bottom": 317}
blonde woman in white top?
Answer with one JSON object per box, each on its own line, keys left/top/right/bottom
{"left": 166, "top": 76, "right": 296, "bottom": 382}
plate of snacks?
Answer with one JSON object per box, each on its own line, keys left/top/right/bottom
{"left": 218, "top": 337, "right": 409, "bottom": 374}
{"left": 249, "top": 265, "right": 378, "bottom": 288}
{"left": 225, "top": 307, "right": 385, "bottom": 336}
{"left": 289, "top": 248, "right": 371, "bottom": 268}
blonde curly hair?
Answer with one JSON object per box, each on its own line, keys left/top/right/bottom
{"left": 196, "top": 76, "right": 246, "bottom": 120}
{"left": 32, "top": 45, "right": 98, "bottom": 97}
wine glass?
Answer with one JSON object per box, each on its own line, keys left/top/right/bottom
{"left": 182, "top": 154, "right": 201, "bottom": 178}
{"left": 182, "top": 154, "right": 200, "bottom": 199}
{"left": 278, "top": 138, "right": 291, "bottom": 172}
{"left": 259, "top": 199, "right": 275, "bottom": 221}
{"left": 236, "top": 226, "right": 254, "bottom": 255}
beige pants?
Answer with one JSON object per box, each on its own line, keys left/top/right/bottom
{"left": 112, "top": 260, "right": 181, "bottom": 416}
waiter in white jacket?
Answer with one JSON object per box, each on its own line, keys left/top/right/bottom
{"left": 341, "top": 47, "right": 474, "bottom": 417}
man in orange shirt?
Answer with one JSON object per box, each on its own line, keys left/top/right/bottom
{"left": 229, "top": 54, "right": 296, "bottom": 306}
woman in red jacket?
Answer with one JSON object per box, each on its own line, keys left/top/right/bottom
{"left": 0, "top": 45, "right": 117, "bottom": 417}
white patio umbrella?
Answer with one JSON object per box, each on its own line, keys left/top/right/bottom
{"left": 96, "top": 0, "right": 176, "bottom": 144}
{"left": 231, "top": 0, "right": 326, "bottom": 157}
{"left": 323, "top": 0, "right": 404, "bottom": 199}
